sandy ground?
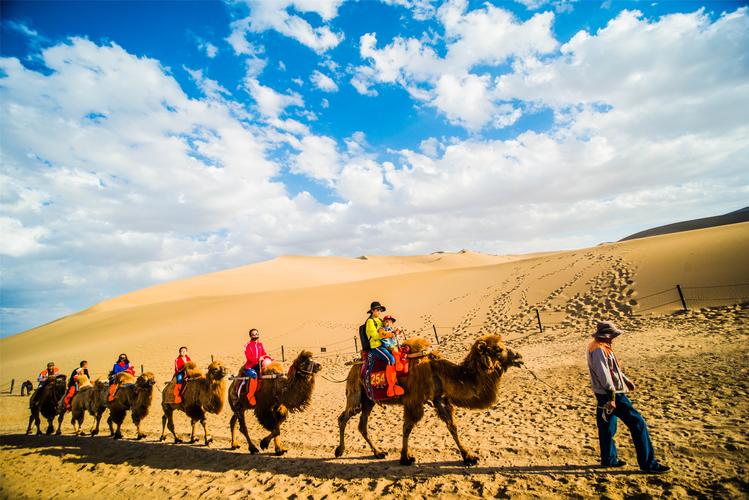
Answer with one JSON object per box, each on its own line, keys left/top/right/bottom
{"left": 1, "top": 223, "right": 748, "bottom": 498}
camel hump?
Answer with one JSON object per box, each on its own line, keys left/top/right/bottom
{"left": 402, "top": 337, "right": 431, "bottom": 353}
{"left": 262, "top": 362, "right": 284, "bottom": 375}
{"left": 115, "top": 372, "right": 136, "bottom": 385}
{"left": 185, "top": 361, "right": 203, "bottom": 379}
{"left": 77, "top": 374, "right": 93, "bottom": 388}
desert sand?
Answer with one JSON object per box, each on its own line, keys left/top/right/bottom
{"left": 1, "top": 222, "right": 748, "bottom": 498}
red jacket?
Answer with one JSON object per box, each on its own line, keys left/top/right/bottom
{"left": 38, "top": 367, "right": 59, "bottom": 382}
{"left": 244, "top": 340, "right": 268, "bottom": 369}
{"left": 174, "top": 355, "right": 191, "bottom": 373}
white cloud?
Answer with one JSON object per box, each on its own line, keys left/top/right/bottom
{"left": 292, "top": 135, "right": 341, "bottom": 182}
{"left": 310, "top": 70, "right": 339, "bottom": 92}
{"left": 354, "top": 2, "right": 557, "bottom": 129}
{"left": 0, "top": 217, "right": 49, "bottom": 257}
{"left": 244, "top": 77, "right": 304, "bottom": 118}
{"left": 228, "top": 0, "right": 344, "bottom": 54}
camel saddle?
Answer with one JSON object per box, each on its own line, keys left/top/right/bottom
{"left": 360, "top": 346, "right": 412, "bottom": 402}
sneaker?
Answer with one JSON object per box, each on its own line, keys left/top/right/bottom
{"left": 641, "top": 464, "right": 670, "bottom": 474}
{"left": 606, "top": 460, "right": 627, "bottom": 468}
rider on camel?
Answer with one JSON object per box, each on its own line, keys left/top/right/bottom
{"left": 172, "top": 346, "right": 191, "bottom": 404}
{"left": 366, "top": 301, "right": 404, "bottom": 397}
{"left": 242, "top": 328, "right": 272, "bottom": 406}
{"left": 108, "top": 353, "right": 136, "bottom": 401}
{"left": 61, "top": 360, "right": 90, "bottom": 410}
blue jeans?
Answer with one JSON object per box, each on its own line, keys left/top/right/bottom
{"left": 242, "top": 367, "right": 258, "bottom": 378}
{"left": 372, "top": 346, "right": 395, "bottom": 365}
{"left": 595, "top": 393, "right": 659, "bottom": 469}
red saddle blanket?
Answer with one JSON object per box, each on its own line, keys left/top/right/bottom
{"left": 360, "top": 347, "right": 410, "bottom": 402}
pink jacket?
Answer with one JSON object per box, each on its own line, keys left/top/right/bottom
{"left": 244, "top": 341, "right": 268, "bottom": 369}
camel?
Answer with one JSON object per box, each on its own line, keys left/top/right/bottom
{"left": 160, "top": 360, "right": 227, "bottom": 445}
{"left": 107, "top": 371, "right": 157, "bottom": 439}
{"left": 70, "top": 375, "right": 109, "bottom": 436}
{"left": 228, "top": 351, "right": 322, "bottom": 455}
{"left": 26, "top": 374, "right": 68, "bottom": 435}
{"left": 335, "top": 335, "right": 524, "bottom": 466}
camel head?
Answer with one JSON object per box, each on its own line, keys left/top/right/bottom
{"left": 289, "top": 351, "right": 322, "bottom": 379}
{"left": 135, "top": 372, "right": 157, "bottom": 390}
{"left": 471, "top": 335, "right": 523, "bottom": 372}
{"left": 206, "top": 360, "right": 228, "bottom": 381}
{"left": 52, "top": 374, "right": 67, "bottom": 390}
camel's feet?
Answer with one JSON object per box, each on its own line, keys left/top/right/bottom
{"left": 204, "top": 436, "right": 213, "bottom": 446}
{"left": 189, "top": 438, "right": 199, "bottom": 444}
{"left": 249, "top": 444, "right": 260, "bottom": 455}
{"left": 136, "top": 433, "right": 146, "bottom": 440}
{"left": 90, "top": 429, "right": 99, "bottom": 437}
{"left": 373, "top": 450, "right": 387, "bottom": 460}
{"left": 230, "top": 443, "right": 241, "bottom": 450}
{"left": 260, "top": 436, "right": 271, "bottom": 450}
{"left": 159, "top": 435, "right": 166, "bottom": 442}
{"left": 36, "top": 430, "right": 42, "bottom": 436}
{"left": 55, "top": 429, "right": 62, "bottom": 436}
{"left": 334, "top": 445, "right": 344, "bottom": 458}
{"left": 274, "top": 448, "right": 288, "bottom": 456}
{"left": 113, "top": 432, "right": 123, "bottom": 440}
{"left": 462, "top": 453, "right": 479, "bottom": 467}
{"left": 400, "top": 453, "right": 416, "bottom": 466}
{"left": 174, "top": 437, "right": 183, "bottom": 444}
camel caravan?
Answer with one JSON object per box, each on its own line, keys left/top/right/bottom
{"left": 25, "top": 300, "right": 526, "bottom": 466}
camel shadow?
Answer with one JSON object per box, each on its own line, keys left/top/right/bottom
{"left": 0, "top": 434, "right": 643, "bottom": 480}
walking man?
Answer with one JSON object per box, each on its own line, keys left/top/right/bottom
{"left": 587, "top": 321, "right": 670, "bottom": 474}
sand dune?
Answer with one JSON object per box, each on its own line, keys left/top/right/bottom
{"left": 1, "top": 221, "right": 748, "bottom": 498}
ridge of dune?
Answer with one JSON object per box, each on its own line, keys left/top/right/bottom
{"left": 90, "top": 250, "right": 531, "bottom": 312}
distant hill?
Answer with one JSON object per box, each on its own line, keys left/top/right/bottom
{"left": 620, "top": 207, "right": 749, "bottom": 241}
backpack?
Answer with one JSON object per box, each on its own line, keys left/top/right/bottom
{"left": 359, "top": 318, "right": 372, "bottom": 351}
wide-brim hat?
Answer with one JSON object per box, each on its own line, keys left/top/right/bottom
{"left": 367, "top": 301, "right": 386, "bottom": 314}
{"left": 592, "top": 321, "right": 623, "bottom": 339}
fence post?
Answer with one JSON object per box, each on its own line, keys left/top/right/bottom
{"left": 354, "top": 336, "right": 359, "bottom": 353}
{"left": 9, "top": 379, "right": 14, "bottom": 395}
{"left": 211, "top": 354, "right": 214, "bottom": 363}
{"left": 535, "top": 309, "right": 543, "bottom": 333}
{"left": 432, "top": 324, "right": 440, "bottom": 345}
{"left": 140, "top": 364, "right": 144, "bottom": 375}
{"left": 676, "top": 284, "right": 688, "bottom": 311}
{"left": 281, "top": 345, "right": 285, "bottom": 362}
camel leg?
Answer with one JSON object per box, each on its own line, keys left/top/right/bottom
{"left": 358, "top": 398, "right": 386, "bottom": 459}
{"left": 26, "top": 413, "right": 35, "bottom": 435}
{"left": 199, "top": 418, "right": 212, "bottom": 446}
{"left": 273, "top": 434, "right": 287, "bottom": 456}
{"left": 132, "top": 414, "right": 146, "bottom": 440}
{"left": 434, "top": 397, "right": 478, "bottom": 466}
{"left": 55, "top": 411, "right": 65, "bottom": 435}
{"left": 400, "top": 403, "right": 425, "bottom": 465}
{"left": 91, "top": 410, "right": 103, "bottom": 436}
{"left": 236, "top": 410, "right": 259, "bottom": 454}
{"left": 107, "top": 415, "right": 114, "bottom": 436}
{"left": 229, "top": 414, "right": 239, "bottom": 449}
{"left": 71, "top": 413, "right": 80, "bottom": 435}
{"left": 189, "top": 419, "right": 198, "bottom": 443}
{"left": 334, "top": 400, "right": 362, "bottom": 458}
{"left": 112, "top": 419, "right": 123, "bottom": 440}
{"left": 45, "top": 416, "right": 55, "bottom": 435}
{"left": 161, "top": 409, "right": 181, "bottom": 443}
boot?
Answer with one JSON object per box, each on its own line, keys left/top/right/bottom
{"left": 173, "top": 383, "right": 182, "bottom": 404}
{"left": 385, "top": 364, "right": 404, "bottom": 397}
{"left": 393, "top": 349, "right": 405, "bottom": 372}
{"left": 108, "top": 383, "right": 118, "bottom": 402}
{"left": 63, "top": 386, "right": 76, "bottom": 410}
{"left": 246, "top": 378, "right": 258, "bottom": 406}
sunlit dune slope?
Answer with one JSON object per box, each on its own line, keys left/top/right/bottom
{"left": 1, "top": 222, "right": 747, "bottom": 383}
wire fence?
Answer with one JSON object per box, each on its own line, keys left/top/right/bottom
{"left": 635, "top": 283, "right": 749, "bottom": 314}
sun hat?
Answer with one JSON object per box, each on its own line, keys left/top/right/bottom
{"left": 592, "top": 321, "right": 623, "bottom": 339}
{"left": 367, "top": 301, "right": 386, "bottom": 314}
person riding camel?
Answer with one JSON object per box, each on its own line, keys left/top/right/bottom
{"left": 366, "top": 302, "right": 404, "bottom": 397}
{"left": 31, "top": 362, "right": 60, "bottom": 407}
{"left": 172, "top": 346, "right": 191, "bottom": 404}
{"left": 242, "top": 328, "right": 272, "bottom": 406}
{"left": 381, "top": 315, "right": 405, "bottom": 372}
{"left": 108, "top": 353, "right": 136, "bottom": 401}
{"left": 61, "top": 360, "right": 90, "bottom": 411}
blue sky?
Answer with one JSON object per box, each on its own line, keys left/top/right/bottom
{"left": 1, "top": 0, "right": 748, "bottom": 336}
